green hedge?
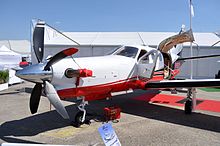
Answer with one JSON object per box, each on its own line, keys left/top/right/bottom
{"left": 0, "top": 70, "right": 9, "bottom": 84}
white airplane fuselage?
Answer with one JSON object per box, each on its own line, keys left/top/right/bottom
{"left": 16, "top": 45, "right": 180, "bottom": 101}
{"left": 50, "top": 45, "right": 173, "bottom": 100}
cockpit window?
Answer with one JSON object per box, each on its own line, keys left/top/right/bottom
{"left": 113, "top": 46, "right": 139, "bottom": 58}
{"left": 106, "top": 46, "right": 122, "bottom": 55}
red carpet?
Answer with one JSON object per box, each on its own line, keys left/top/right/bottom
{"left": 134, "top": 93, "right": 220, "bottom": 113}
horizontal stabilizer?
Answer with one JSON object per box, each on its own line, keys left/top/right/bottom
{"left": 145, "top": 79, "right": 220, "bottom": 89}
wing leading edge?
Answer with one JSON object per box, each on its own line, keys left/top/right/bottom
{"left": 145, "top": 79, "right": 220, "bottom": 89}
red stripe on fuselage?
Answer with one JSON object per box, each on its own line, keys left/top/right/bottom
{"left": 57, "top": 77, "right": 139, "bottom": 100}
{"left": 57, "top": 70, "right": 179, "bottom": 101}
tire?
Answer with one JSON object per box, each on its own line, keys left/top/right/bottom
{"left": 184, "top": 99, "right": 192, "bottom": 114}
{"left": 74, "top": 111, "right": 84, "bottom": 127}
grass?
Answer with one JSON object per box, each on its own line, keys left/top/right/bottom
{"left": 0, "top": 70, "right": 9, "bottom": 84}
{"left": 199, "top": 87, "right": 220, "bottom": 92}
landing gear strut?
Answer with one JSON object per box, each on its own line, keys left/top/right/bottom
{"left": 74, "top": 97, "right": 88, "bottom": 127}
{"left": 184, "top": 88, "right": 196, "bottom": 114}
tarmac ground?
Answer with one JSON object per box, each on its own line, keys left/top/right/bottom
{"left": 1, "top": 81, "right": 220, "bottom": 146}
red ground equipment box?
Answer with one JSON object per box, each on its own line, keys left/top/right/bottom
{"left": 104, "top": 106, "right": 121, "bottom": 121}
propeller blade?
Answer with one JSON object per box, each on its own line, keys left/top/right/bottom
{"left": 30, "top": 83, "right": 42, "bottom": 114}
{"left": 33, "top": 21, "right": 45, "bottom": 63}
{"left": 44, "top": 48, "right": 78, "bottom": 71}
{"left": 44, "top": 81, "right": 70, "bottom": 119}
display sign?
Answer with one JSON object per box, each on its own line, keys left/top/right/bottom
{"left": 98, "top": 123, "right": 121, "bottom": 146}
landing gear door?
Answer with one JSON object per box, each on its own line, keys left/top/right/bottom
{"left": 137, "top": 50, "right": 159, "bottom": 79}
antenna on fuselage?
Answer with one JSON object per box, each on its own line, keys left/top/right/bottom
{"left": 137, "top": 32, "right": 146, "bottom": 46}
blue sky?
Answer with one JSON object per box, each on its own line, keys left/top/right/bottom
{"left": 0, "top": 0, "right": 219, "bottom": 40}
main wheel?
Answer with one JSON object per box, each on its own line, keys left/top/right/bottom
{"left": 74, "top": 111, "right": 84, "bottom": 127}
{"left": 184, "top": 99, "right": 192, "bottom": 114}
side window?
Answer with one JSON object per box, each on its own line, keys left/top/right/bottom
{"left": 159, "top": 53, "right": 163, "bottom": 61}
{"left": 138, "top": 50, "right": 147, "bottom": 60}
{"left": 139, "top": 50, "right": 159, "bottom": 64}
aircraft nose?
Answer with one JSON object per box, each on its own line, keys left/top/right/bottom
{"left": 16, "top": 63, "right": 52, "bottom": 83}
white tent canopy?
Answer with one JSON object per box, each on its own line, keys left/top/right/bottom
{"left": 0, "top": 45, "right": 22, "bottom": 69}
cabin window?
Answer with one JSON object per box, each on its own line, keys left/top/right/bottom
{"left": 139, "top": 55, "right": 150, "bottom": 64}
{"left": 159, "top": 53, "right": 163, "bottom": 61}
{"left": 138, "top": 50, "right": 147, "bottom": 60}
{"left": 139, "top": 50, "right": 159, "bottom": 64}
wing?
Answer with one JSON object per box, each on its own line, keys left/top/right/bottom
{"left": 145, "top": 79, "right": 220, "bottom": 89}
{"left": 178, "top": 54, "right": 220, "bottom": 61}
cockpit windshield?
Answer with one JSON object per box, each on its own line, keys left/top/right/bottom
{"left": 112, "top": 46, "right": 139, "bottom": 58}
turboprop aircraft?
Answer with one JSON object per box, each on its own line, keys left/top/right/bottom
{"left": 16, "top": 21, "right": 220, "bottom": 127}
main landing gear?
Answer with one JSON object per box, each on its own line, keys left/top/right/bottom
{"left": 184, "top": 88, "right": 196, "bottom": 114}
{"left": 74, "top": 97, "right": 89, "bottom": 127}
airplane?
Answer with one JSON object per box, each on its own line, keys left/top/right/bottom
{"left": 16, "top": 21, "right": 220, "bottom": 127}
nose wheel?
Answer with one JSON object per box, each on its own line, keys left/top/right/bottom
{"left": 75, "top": 111, "right": 85, "bottom": 127}
{"left": 74, "top": 97, "right": 89, "bottom": 127}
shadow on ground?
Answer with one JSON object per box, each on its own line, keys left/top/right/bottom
{"left": 1, "top": 89, "right": 220, "bottom": 143}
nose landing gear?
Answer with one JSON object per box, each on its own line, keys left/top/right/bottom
{"left": 74, "top": 97, "right": 89, "bottom": 127}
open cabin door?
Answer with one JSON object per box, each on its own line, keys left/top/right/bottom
{"left": 137, "top": 50, "right": 159, "bottom": 79}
